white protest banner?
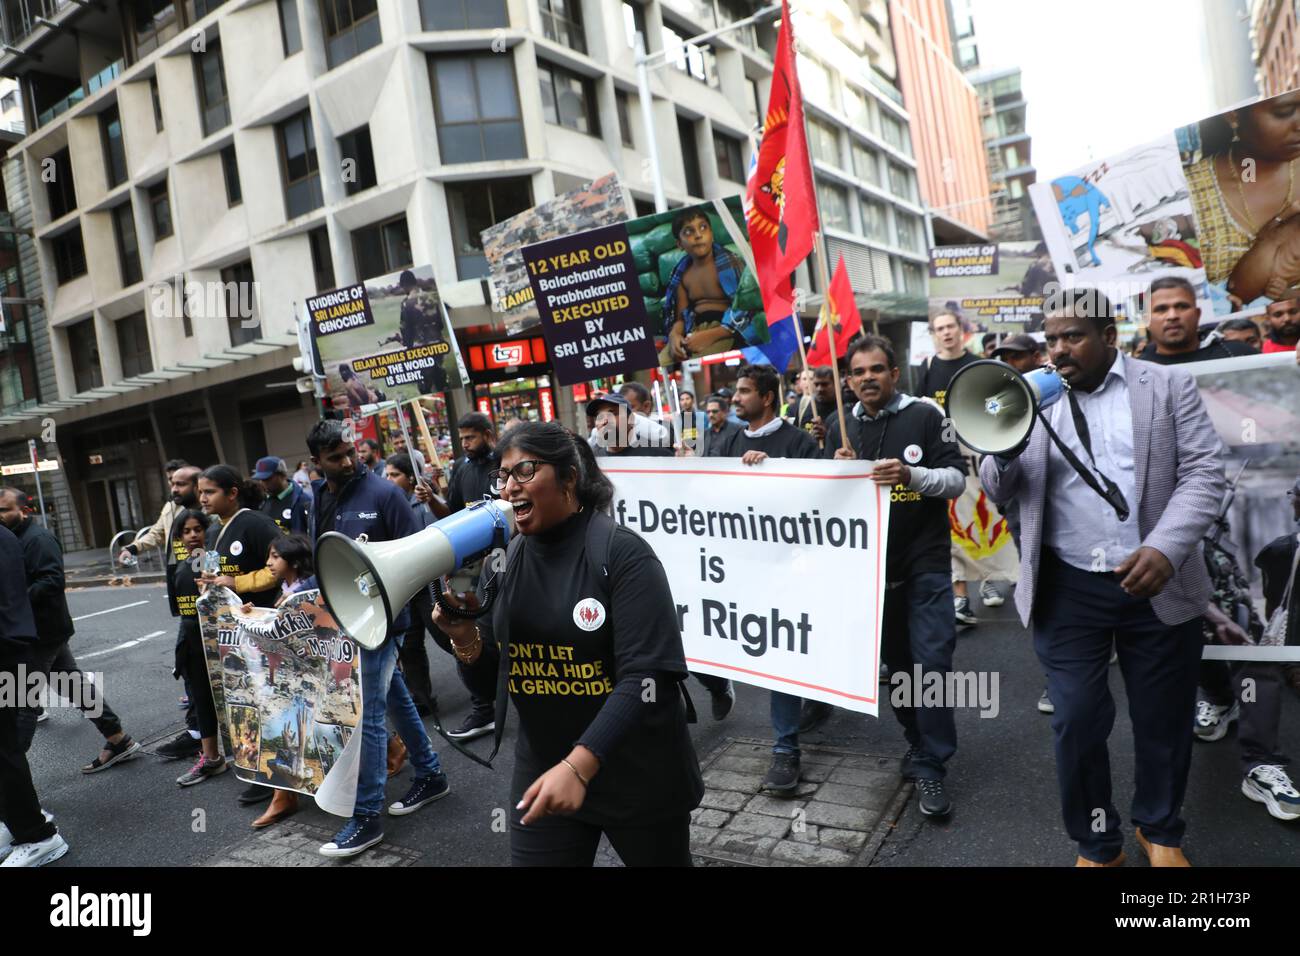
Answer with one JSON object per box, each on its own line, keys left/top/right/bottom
{"left": 602, "top": 457, "right": 888, "bottom": 716}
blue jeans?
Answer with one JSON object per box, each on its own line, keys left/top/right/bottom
{"left": 770, "top": 692, "right": 803, "bottom": 757}
{"left": 356, "top": 636, "right": 442, "bottom": 817}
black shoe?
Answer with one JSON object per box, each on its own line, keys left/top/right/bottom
{"left": 900, "top": 746, "right": 918, "bottom": 781}
{"left": 760, "top": 754, "right": 800, "bottom": 794}
{"left": 155, "top": 731, "right": 202, "bottom": 761}
{"left": 797, "top": 700, "right": 833, "bottom": 735}
{"left": 917, "top": 778, "right": 952, "bottom": 817}
{"left": 237, "top": 783, "right": 272, "bottom": 806}
{"left": 446, "top": 711, "right": 495, "bottom": 741}
{"left": 710, "top": 681, "right": 735, "bottom": 721}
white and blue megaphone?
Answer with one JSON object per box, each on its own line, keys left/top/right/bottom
{"left": 315, "top": 499, "right": 515, "bottom": 650}
{"left": 943, "top": 359, "right": 1068, "bottom": 455}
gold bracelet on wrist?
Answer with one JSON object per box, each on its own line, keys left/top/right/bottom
{"left": 561, "top": 757, "right": 589, "bottom": 787}
{"left": 451, "top": 626, "right": 481, "bottom": 663}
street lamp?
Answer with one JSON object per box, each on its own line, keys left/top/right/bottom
{"left": 634, "top": 2, "right": 782, "bottom": 214}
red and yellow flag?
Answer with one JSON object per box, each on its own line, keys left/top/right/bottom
{"left": 807, "top": 256, "right": 861, "bottom": 365}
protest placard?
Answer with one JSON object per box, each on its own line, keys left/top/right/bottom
{"left": 602, "top": 457, "right": 888, "bottom": 715}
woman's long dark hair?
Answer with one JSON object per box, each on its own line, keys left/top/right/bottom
{"left": 496, "top": 422, "right": 613, "bottom": 512}
{"left": 202, "top": 464, "right": 265, "bottom": 510}
{"left": 385, "top": 452, "right": 415, "bottom": 484}
{"left": 176, "top": 508, "right": 208, "bottom": 540}
{"left": 270, "top": 533, "right": 314, "bottom": 580}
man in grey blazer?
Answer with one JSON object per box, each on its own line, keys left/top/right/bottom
{"left": 980, "top": 288, "right": 1225, "bottom": 867}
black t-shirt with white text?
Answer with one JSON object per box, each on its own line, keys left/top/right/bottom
{"left": 480, "top": 509, "right": 703, "bottom": 827}
{"left": 914, "top": 352, "right": 979, "bottom": 407}
{"left": 204, "top": 509, "right": 283, "bottom": 608}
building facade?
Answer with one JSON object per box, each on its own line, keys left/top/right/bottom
{"left": 0, "top": 0, "right": 930, "bottom": 549}
{"left": 886, "top": 0, "right": 989, "bottom": 243}
{"left": 1251, "top": 0, "right": 1299, "bottom": 96}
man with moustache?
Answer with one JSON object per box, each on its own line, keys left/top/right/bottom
{"left": 1139, "top": 277, "right": 1257, "bottom": 364}
{"left": 1261, "top": 297, "right": 1300, "bottom": 353}
{"left": 825, "top": 336, "right": 966, "bottom": 817}
{"left": 117, "top": 459, "right": 191, "bottom": 565}
{"left": 981, "top": 287, "right": 1226, "bottom": 866}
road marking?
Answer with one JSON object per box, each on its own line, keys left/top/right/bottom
{"left": 72, "top": 599, "right": 149, "bottom": 622}
{"left": 80, "top": 630, "right": 167, "bottom": 660}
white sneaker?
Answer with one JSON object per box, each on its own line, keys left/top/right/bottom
{"left": 0, "top": 810, "right": 54, "bottom": 863}
{"left": 1193, "top": 699, "right": 1238, "bottom": 741}
{"left": 979, "top": 580, "right": 1004, "bottom": 607}
{"left": 0, "top": 830, "right": 68, "bottom": 867}
{"left": 1242, "top": 765, "right": 1300, "bottom": 821}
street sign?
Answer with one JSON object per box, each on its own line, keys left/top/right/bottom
{"left": 1, "top": 459, "right": 58, "bottom": 476}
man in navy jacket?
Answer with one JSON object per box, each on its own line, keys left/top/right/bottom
{"left": 307, "top": 420, "right": 449, "bottom": 859}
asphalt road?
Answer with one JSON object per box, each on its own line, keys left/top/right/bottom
{"left": 24, "top": 583, "right": 1300, "bottom": 867}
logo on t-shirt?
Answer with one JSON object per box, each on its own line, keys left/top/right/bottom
{"left": 903, "top": 443, "right": 923, "bottom": 465}
{"left": 282, "top": 508, "right": 292, "bottom": 520}
{"left": 572, "top": 598, "right": 606, "bottom": 632}
{"left": 230, "top": 540, "right": 243, "bottom": 556}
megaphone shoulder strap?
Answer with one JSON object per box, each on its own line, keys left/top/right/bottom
{"left": 1038, "top": 394, "right": 1131, "bottom": 522}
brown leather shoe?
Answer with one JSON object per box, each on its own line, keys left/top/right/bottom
{"left": 1075, "top": 851, "right": 1126, "bottom": 867}
{"left": 387, "top": 735, "right": 407, "bottom": 778}
{"left": 251, "top": 789, "right": 299, "bottom": 829}
{"left": 1136, "top": 828, "right": 1190, "bottom": 867}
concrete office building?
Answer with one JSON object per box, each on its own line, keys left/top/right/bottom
{"left": 1250, "top": 0, "right": 1299, "bottom": 97}
{"left": 0, "top": 0, "right": 928, "bottom": 549}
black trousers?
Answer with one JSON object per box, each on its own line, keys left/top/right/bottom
{"left": 175, "top": 619, "right": 219, "bottom": 739}
{"left": 1200, "top": 659, "right": 1289, "bottom": 774}
{"left": 509, "top": 808, "right": 693, "bottom": 867}
{"left": 1033, "top": 549, "right": 1202, "bottom": 863}
{"left": 0, "top": 642, "right": 57, "bottom": 845}
{"left": 399, "top": 590, "right": 437, "bottom": 712}
{"left": 415, "top": 586, "right": 496, "bottom": 719}
{"left": 17, "top": 638, "right": 123, "bottom": 752}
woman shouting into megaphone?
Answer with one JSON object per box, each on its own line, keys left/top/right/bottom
{"left": 433, "top": 422, "right": 703, "bottom": 867}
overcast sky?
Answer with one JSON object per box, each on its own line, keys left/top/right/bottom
{"left": 967, "top": 0, "right": 1223, "bottom": 179}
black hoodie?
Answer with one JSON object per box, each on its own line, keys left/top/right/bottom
{"left": 0, "top": 523, "right": 36, "bottom": 648}
{"left": 9, "top": 517, "right": 70, "bottom": 645}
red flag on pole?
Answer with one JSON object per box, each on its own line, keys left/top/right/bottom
{"left": 807, "top": 256, "right": 862, "bottom": 366}
{"left": 745, "top": 0, "right": 819, "bottom": 325}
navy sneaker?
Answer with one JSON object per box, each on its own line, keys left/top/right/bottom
{"left": 388, "top": 773, "right": 450, "bottom": 816}
{"left": 319, "top": 815, "right": 384, "bottom": 858}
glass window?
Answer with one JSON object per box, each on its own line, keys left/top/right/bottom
{"left": 429, "top": 54, "right": 525, "bottom": 163}
{"left": 715, "top": 0, "right": 755, "bottom": 48}
{"left": 888, "top": 163, "right": 915, "bottom": 201}
{"left": 277, "top": 110, "right": 322, "bottom": 218}
{"left": 148, "top": 181, "right": 172, "bottom": 239}
{"left": 714, "top": 131, "right": 745, "bottom": 183}
{"left": 112, "top": 202, "right": 142, "bottom": 286}
{"left": 194, "top": 39, "right": 231, "bottom": 136}
{"left": 101, "top": 106, "right": 127, "bottom": 188}
{"left": 678, "top": 114, "right": 702, "bottom": 197}
{"left": 67, "top": 318, "right": 102, "bottom": 391}
{"left": 816, "top": 180, "right": 849, "bottom": 232}
{"left": 46, "top": 148, "right": 77, "bottom": 219}
{"left": 859, "top": 195, "right": 888, "bottom": 242}
{"left": 116, "top": 312, "right": 153, "bottom": 377}
{"left": 421, "top": 0, "right": 507, "bottom": 29}
{"left": 52, "top": 227, "right": 87, "bottom": 284}
{"left": 879, "top": 110, "right": 910, "bottom": 155}
{"left": 843, "top": 84, "right": 872, "bottom": 131}
{"left": 796, "top": 54, "right": 832, "bottom": 106}
{"left": 808, "top": 115, "right": 839, "bottom": 168}
{"left": 338, "top": 125, "right": 377, "bottom": 195}
{"left": 622, "top": 1, "right": 647, "bottom": 49}
{"left": 279, "top": 0, "right": 302, "bottom": 55}
{"left": 895, "top": 212, "right": 920, "bottom": 252}
{"left": 353, "top": 215, "right": 412, "bottom": 281}
{"left": 446, "top": 178, "right": 533, "bottom": 279}
{"left": 851, "top": 141, "right": 879, "bottom": 186}
{"left": 662, "top": 23, "right": 718, "bottom": 87}
{"left": 539, "top": 0, "right": 585, "bottom": 54}
{"left": 187, "top": 0, "right": 227, "bottom": 22}
{"left": 130, "top": 0, "right": 178, "bottom": 60}
{"left": 220, "top": 144, "right": 242, "bottom": 206}
{"left": 221, "top": 260, "right": 258, "bottom": 345}
{"left": 538, "top": 62, "right": 599, "bottom": 136}
{"left": 615, "top": 89, "right": 634, "bottom": 148}
{"left": 320, "top": 0, "right": 381, "bottom": 69}
{"left": 901, "top": 261, "right": 925, "bottom": 295}
{"left": 308, "top": 226, "right": 335, "bottom": 292}
{"left": 149, "top": 76, "right": 164, "bottom": 131}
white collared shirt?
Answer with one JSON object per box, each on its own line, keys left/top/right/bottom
{"left": 1044, "top": 350, "right": 1141, "bottom": 572}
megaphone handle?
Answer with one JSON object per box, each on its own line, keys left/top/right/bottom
{"left": 431, "top": 574, "right": 497, "bottom": 619}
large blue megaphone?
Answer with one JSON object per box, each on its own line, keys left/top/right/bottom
{"left": 944, "top": 359, "right": 1067, "bottom": 455}
{"left": 315, "top": 499, "right": 515, "bottom": 650}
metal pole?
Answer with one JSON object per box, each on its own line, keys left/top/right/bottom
{"left": 635, "top": 32, "right": 667, "bottom": 214}
{"left": 28, "top": 438, "right": 47, "bottom": 528}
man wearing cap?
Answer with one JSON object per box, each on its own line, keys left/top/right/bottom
{"left": 992, "top": 334, "right": 1045, "bottom": 375}
{"left": 587, "top": 393, "right": 674, "bottom": 457}
{"left": 252, "top": 457, "right": 311, "bottom": 535}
